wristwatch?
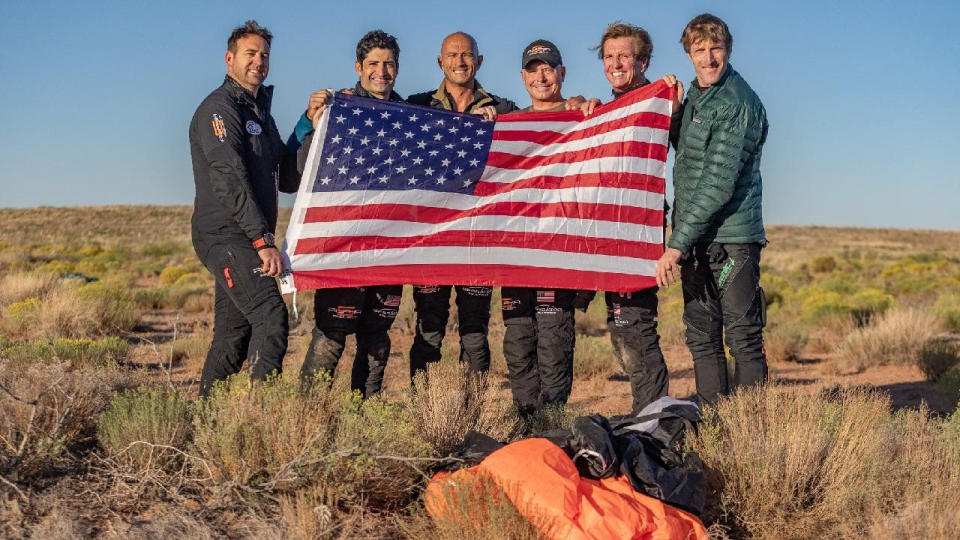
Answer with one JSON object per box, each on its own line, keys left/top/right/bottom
{"left": 252, "top": 233, "right": 275, "bottom": 251}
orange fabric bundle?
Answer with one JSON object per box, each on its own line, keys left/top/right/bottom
{"left": 426, "top": 438, "right": 709, "bottom": 540}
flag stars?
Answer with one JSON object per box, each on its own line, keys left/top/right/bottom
{"left": 337, "top": 166, "right": 348, "bottom": 175}
{"left": 407, "top": 177, "right": 418, "bottom": 185}
{"left": 400, "top": 149, "right": 411, "bottom": 157}
{"left": 367, "top": 166, "right": 377, "bottom": 174}
{"left": 465, "top": 121, "right": 473, "bottom": 127}
{"left": 424, "top": 167, "right": 434, "bottom": 176}
{"left": 348, "top": 127, "right": 359, "bottom": 135}
{"left": 412, "top": 157, "right": 423, "bottom": 165}
{"left": 462, "top": 179, "right": 472, "bottom": 188}
{"left": 388, "top": 139, "right": 399, "bottom": 146}
{"left": 378, "top": 175, "right": 389, "bottom": 183}
{"left": 335, "top": 115, "right": 346, "bottom": 124}
{"left": 326, "top": 156, "right": 336, "bottom": 164}
{"left": 380, "top": 111, "right": 391, "bottom": 119}
{"left": 421, "top": 124, "right": 432, "bottom": 132}
{"left": 453, "top": 167, "right": 463, "bottom": 175}
{"left": 354, "top": 156, "right": 365, "bottom": 165}
{"left": 363, "top": 118, "right": 374, "bottom": 127}
{"left": 352, "top": 107, "right": 363, "bottom": 116}
{"left": 349, "top": 176, "right": 360, "bottom": 184}
{"left": 440, "top": 158, "right": 451, "bottom": 167}
{"left": 444, "top": 143, "right": 454, "bottom": 149}
{"left": 436, "top": 119, "right": 445, "bottom": 126}
{"left": 371, "top": 147, "right": 383, "bottom": 155}
{"left": 436, "top": 176, "right": 446, "bottom": 184}
{"left": 416, "top": 141, "right": 427, "bottom": 149}
{"left": 384, "top": 157, "right": 394, "bottom": 165}
{"left": 343, "top": 145, "right": 353, "bottom": 154}
{"left": 476, "top": 129, "right": 486, "bottom": 135}
{"left": 396, "top": 165, "right": 407, "bottom": 173}
{"left": 473, "top": 142, "right": 484, "bottom": 149}
{"left": 330, "top": 134, "right": 342, "bottom": 144}
{"left": 319, "top": 176, "right": 332, "bottom": 185}
{"left": 359, "top": 136, "right": 370, "bottom": 146}
{"left": 457, "top": 149, "right": 467, "bottom": 158}
{"left": 469, "top": 158, "right": 479, "bottom": 167}
{"left": 376, "top": 128, "right": 386, "bottom": 137}
{"left": 428, "top": 150, "right": 439, "bottom": 156}
{"left": 433, "top": 133, "right": 443, "bottom": 141}
{"left": 392, "top": 121, "right": 402, "bottom": 129}
{"left": 409, "top": 114, "right": 419, "bottom": 122}
{"left": 404, "top": 131, "right": 414, "bottom": 139}
{"left": 448, "top": 126, "right": 459, "bottom": 134}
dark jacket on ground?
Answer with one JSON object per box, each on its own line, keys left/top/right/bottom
{"left": 407, "top": 79, "right": 518, "bottom": 114}
{"left": 669, "top": 65, "right": 768, "bottom": 254}
{"left": 189, "top": 76, "right": 299, "bottom": 243}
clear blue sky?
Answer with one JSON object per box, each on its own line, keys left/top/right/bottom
{"left": 2, "top": 0, "right": 958, "bottom": 229}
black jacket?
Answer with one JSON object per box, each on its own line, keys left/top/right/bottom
{"left": 189, "top": 76, "right": 299, "bottom": 243}
{"left": 407, "top": 79, "right": 518, "bottom": 114}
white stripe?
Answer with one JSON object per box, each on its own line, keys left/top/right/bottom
{"left": 291, "top": 246, "right": 658, "bottom": 276}
{"left": 480, "top": 156, "right": 666, "bottom": 184}
{"left": 494, "top": 97, "right": 671, "bottom": 135}
{"left": 299, "top": 186, "right": 664, "bottom": 210}
{"left": 489, "top": 125, "right": 668, "bottom": 158}
{"left": 296, "top": 214, "right": 663, "bottom": 244}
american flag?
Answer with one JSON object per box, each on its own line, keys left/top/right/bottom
{"left": 280, "top": 81, "right": 671, "bottom": 293}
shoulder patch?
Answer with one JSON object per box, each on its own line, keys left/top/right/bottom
{"left": 245, "top": 120, "right": 262, "bottom": 135}
{"left": 211, "top": 114, "right": 226, "bottom": 142}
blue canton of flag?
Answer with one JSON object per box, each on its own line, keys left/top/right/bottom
{"left": 313, "top": 93, "right": 495, "bottom": 194}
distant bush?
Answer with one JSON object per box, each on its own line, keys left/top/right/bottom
{"left": 0, "top": 336, "right": 130, "bottom": 368}
{"left": 916, "top": 339, "right": 959, "bottom": 381}
{"left": 835, "top": 307, "right": 942, "bottom": 373}
{"left": 936, "top": 364, "right": 960, "bottom": 407}
{"left": 933, "top": 292, "right": 960, "bottom": 332}
{"left": 764, "top": 323, "right": 808, "bottom": 363}
{"left": 0, "top": 272, "right": 58, "bottom": 307}
{"left": 159, "top": 266, "right": 191, "bottom": 286}
{"left": 809, "top": 255, "right": 837, "bottom": 273}
{"left": 851, "top": 287, "right": 895, "bottom": 324}
{"left": 1, "top": 297, "right": 42, "bottom": 335}
{"left": 800, "top": 289, "right": 857, "bottom": 323}
{"left": 573, "top": 335, "right": 620, "bottom": 379}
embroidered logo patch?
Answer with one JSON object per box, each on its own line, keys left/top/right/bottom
{"left": 211, "top": 114, "right": 226, "bottom": 142}
{"left": 330, "top": 305, "right": 358, "bottom": 319}
{"left": 501, "top": 298, "right": 521, "bottom": 311}
{"left": 383, "top": 295, "right": 401, "bottom": 307}
{"left": 245, "top": 120, "right": 262, "bottom": 135}
{"left": 692, "top": 116, "right": 703, "bottom": 124}
{"left": 536, "top": 290, "right": 555, "bottom": 304}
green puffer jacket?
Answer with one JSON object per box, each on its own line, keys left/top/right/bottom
{"left": 668, "top": 65, "right": 768, "bottom": 255}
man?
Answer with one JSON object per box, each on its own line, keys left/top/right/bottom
{"left": 405, "top": 32, "right": 519, "bottom": 378}
{"left": 656, "top": 14, "right": 769, "bottom": 405}
{"left": 588, "top": 22, "right": 670, "bottom": 414}
{"left": 291, "top": 30, "right": 406, "bottom": 398}
{"left": 189, "top": 20, "right": 300, "bottom": 397}
{"left": 500, "top": 40, "right": 582, "bottom": 415}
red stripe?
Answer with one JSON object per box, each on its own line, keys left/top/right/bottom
{"left": 492, "top": 111, "right": 671, "bottom": 146}
{"left": 292, "top": 264, "right": 656, "bottom": 293}
{"left": 473, "top": 172, "right": 665, "bottom": 196}
{"left": 303, "top": 201, "right": 663, "bottom": 227}
{"left": 293, "top": 230, "right": 663, "bottom": 259}
{"left": 487, "top": 140, "right": 667, "bottom": 169}
{"left": 495, "top": 80, "right": 673, "bottom": 126}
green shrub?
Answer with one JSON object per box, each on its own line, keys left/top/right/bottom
{"left": 135, "top": 286, "right": 170, "bottom": 309}
{"left": 933, "top": 292, "right": 960, "bottom": 332}
{"left": 35, "top": 260, "right": 75, "bottom": 276}
{"left": 98, "top": 385, "right": 193, "bottom": 471}
{"left": 1, "top": 297, "right": 42, "bottom": 336}
{"left": 851, "top": 287, "right": 895, "bottom": 324}
{"left": 52, "top": 336, "right": 130, "bottom": 366}
{"left": 800, "top": 289, "right": 856, "bottom": 323}
{"left": 159, "top": 265, "right": 191, "bottom": 286}
{"left": 937, "top": 364, "right": 960, "bottom": 407}
{"left": 172, "top": 272, "right": 206, "bottom": 287}
{"left": 573, "top": 335, "right": 620, "bottom": 379}
{"left": 835, "top": 308, "right": 942, "bottom": 373}
{"left": 809, "top": 255, "right": 837, "bottom": 273}
{"left": 765, "top": 323, "right": 809, "bottom": 363}
{"left": 916, "top": 339, "right": 959, "bottom": 381}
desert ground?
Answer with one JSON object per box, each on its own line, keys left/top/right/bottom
{"left": 2, "top": 206, "right": 958, "bottom": 539}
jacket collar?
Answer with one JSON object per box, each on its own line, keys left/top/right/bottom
{"left": 430, "top": 79, "right": 496, "bottom": 112}
{"left": 611, "top": 75, "right": 651, "bottom": 99}
{"left": 222, "top": 75, "right": 273, "bottom": 113}
{"left": 353, "top": 81, "right": 404, "bottom": 102}
{"left": 689, "top": 64, "right": 733, "bottom": 105}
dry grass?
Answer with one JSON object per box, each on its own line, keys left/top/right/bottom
{"left": 693, "top": 385, "right": 960, "bottom": 539}
{"left": 0, "top": 359, "right": 129, "bottom": 480}
{"left": 0, "top": 272, "right": 58, "bottom": 307}
{"left": 834, "top": 307, "right": 943, "bottom": 373}
{"left": 763, "top": 323, "right": 808, "bottom": 363}
{"left": 572, "top": 335, "right": 620, "bottom": 379}
{"left": 409, "top": 360, "right": 516, "bottom": 455}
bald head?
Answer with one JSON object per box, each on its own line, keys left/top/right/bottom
{"left": 441, "top": 31, "right": 479, "bottom": 56}
{"left": 438, "top": 31, "right": 483, "bottom": 88}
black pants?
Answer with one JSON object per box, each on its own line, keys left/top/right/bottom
{"left": 409, "top": 285, "right": 491, "bottom": 377}
{"left": 194, "top": 238, "right": 289, "bottom": 397}
{"left": 605, "top": 288, "right": 668, "bottom": 413}
{"left": 501, "top": 288, "right": 577, "bottom": 413}
{"left": 681, "top": 243, "right": 767, "bottom": 405}
{"left": 301, "top": 285, "right": 402, "bottom": 398}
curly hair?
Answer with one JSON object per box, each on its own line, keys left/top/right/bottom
{"left": 356, "top": 30, "right": 400, "bottom": 63}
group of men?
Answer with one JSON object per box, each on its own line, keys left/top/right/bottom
{"left": 188, "top": 14, "right": 769, "bottom": 415}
